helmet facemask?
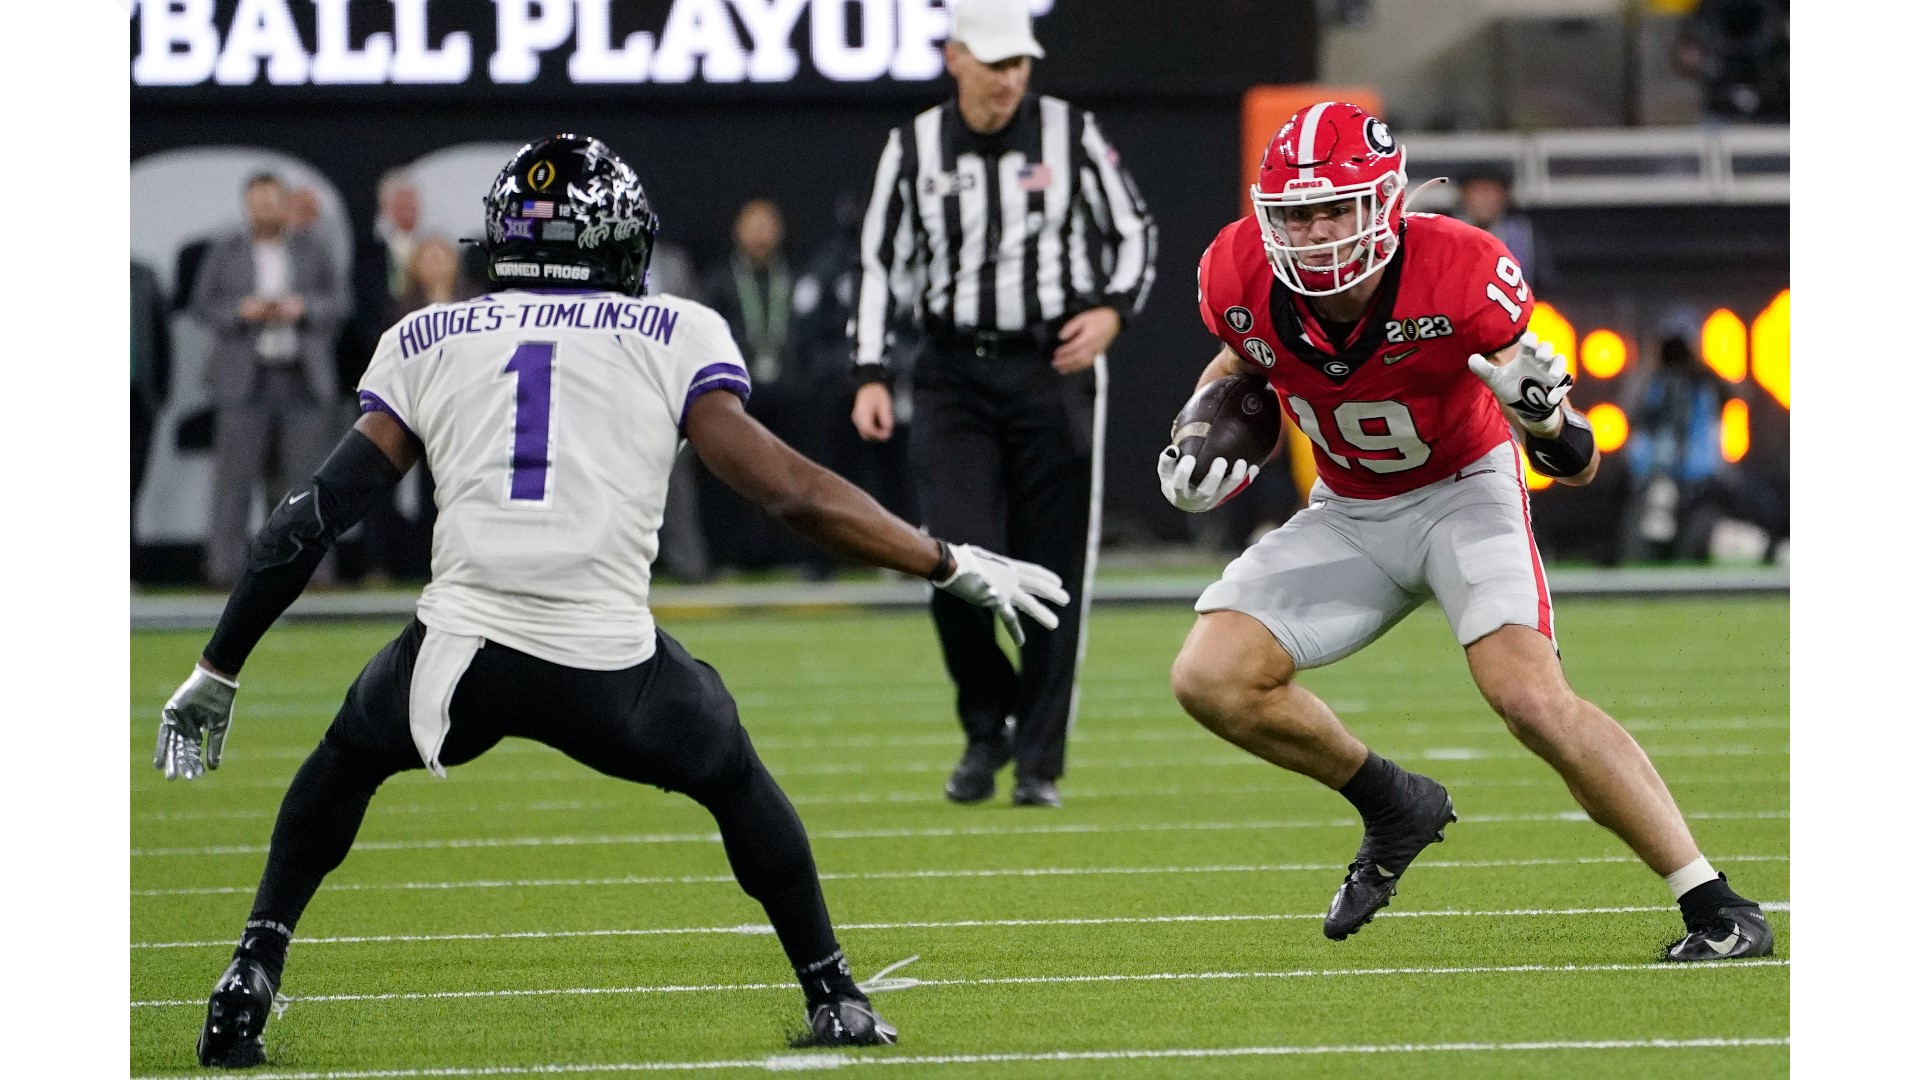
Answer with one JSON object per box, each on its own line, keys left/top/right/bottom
{"left": 1251, "top": 171, "right": 1405, "bottom": 297}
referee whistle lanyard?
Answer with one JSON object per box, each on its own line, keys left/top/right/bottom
{"left": 731, "top": 251, "right": 792, "bottom": 384}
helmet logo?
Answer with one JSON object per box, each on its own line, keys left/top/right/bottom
{"left": 527, "top": 160, "right": 557, "bottom": 191}
{"left": 1364, "top": 118, "right": 1395, "bottom": 156}
{"left": 1225, "top": 306, "right": 1254, "bottom": 334}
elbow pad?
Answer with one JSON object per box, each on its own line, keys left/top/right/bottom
{"left": 1522, "top": 410, "right": 1596, "bottom": 479}
{"left": 249, "top": 430, "right": 403, "bottom": 571}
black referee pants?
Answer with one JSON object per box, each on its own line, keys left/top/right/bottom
{"left": 910, "top": 344, "right": 1099, "bottom": 782}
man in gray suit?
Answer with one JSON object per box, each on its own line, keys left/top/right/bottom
{"left": 190, "top": 173, "right": 349, "bottom": 587}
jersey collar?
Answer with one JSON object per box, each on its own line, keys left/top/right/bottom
{"left": 1268, "top": 226, "right": 1409, "bottom": 386}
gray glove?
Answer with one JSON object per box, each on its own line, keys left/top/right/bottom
{"left": 154, "top": 666, "right": 238, "bottom": 781}
{"left": 934, "top": 544, "right": 1070, "bottom": 647}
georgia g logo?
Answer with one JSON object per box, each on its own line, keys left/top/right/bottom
{"left": 1364, "top": 118, "right": 1395, "bottom": 156}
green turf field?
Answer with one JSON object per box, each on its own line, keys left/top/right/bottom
{"left": 130, "top": 597, "right": 1788, "bottom": 1078}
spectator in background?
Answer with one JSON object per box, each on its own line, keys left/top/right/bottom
{"left": 701, "top": 198, "right": 804, "bottom": 573}
{"left": 1673, "top": 0, "right": 1790, "bottom": 123}
{"left": 1456, "top": 170, "right": 1555, "bottom": 291}
{"left": 356, "top": 234, "right": 468, "bottom": 584}
{"left": 131, "top": 260, "right": 173, "bottom": 527}
{"left": 190, "top": 172, "right": 349, "bottom": 588}
{"left": 344, "top": 170, "right": 424, "bottom": 394}
{"left": 287, "top": 185, "right": 323, "bottom": 236}
{"left": 786, "top": 192, "right": 918, "bottom": 579}
{"left": 645, "top": 235, "right": 713, "bottom": 584}
{"left": 1620, "top": 318, "right": 1731, "bottom": 563}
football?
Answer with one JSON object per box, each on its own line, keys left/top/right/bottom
{"left": 1168, "top": 373, "right": 1283, "bottom": 477}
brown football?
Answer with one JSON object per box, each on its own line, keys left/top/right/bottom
{"left": 1169, "top": 374, "right": 1283, "bottom": 477}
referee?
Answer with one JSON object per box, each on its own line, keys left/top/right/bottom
{"left": 849, "top": 0, "right": 1157, "bottom": 808}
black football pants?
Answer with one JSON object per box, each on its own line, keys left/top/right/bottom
{"left": 244, "top": 620, "right": 843, "bottom": 979}
{"left": 910, "top": 345, "right": 1099, "bottom": 782}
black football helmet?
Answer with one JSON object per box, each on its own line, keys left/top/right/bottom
{"left": 481, "top": 134, "right": 659, "bottom": 295}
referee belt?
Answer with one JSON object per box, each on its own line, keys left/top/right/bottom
{"left": 929, "top": 324, "right": 1048, "bottom": 360}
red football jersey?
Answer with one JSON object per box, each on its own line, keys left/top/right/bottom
{"left": 1197, "top": 212, "right": 1535, "bottom": 499}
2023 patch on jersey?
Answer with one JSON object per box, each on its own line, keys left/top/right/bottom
{"left": 357, "top": 289, "right": 750, "bottom": 670}
{"left": 1198, "top": 212, "right": 1535, "bottom": 499}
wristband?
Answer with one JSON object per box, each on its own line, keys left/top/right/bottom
{"left": 1522, "top": 410, "right": 1596, "bottom": 478}
{"left": 929, "top": 539, "right": 957, "bottom": 584}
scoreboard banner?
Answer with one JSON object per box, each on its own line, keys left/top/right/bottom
{"left": 130, "top": 0, "right": 1318, "bottom": 103}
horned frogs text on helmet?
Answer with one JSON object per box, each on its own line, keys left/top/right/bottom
{"left": 1251, "top": 102, "right": 1409, "bottom": 297}
{"left": 482, "top": 134, "right": 660, "bottom": 296}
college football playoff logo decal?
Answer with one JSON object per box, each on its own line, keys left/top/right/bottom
{"left": 527, "top": 160, "right": 557, "bottom": 192}
{"left": 1225, "top": 306, "right": 1254, "bottom": 334}
{"left": 1242, "top": 338, "right": 1276, "bottom": 368}
{"left": 1364, "top": 118, "right": 1395, "bottom": 156}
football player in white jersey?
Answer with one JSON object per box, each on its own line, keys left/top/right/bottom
{"left": 154, "top": 135, "right": 1068, "bottom": 1067}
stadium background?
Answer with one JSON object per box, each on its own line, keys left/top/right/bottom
{"left": 129, "top": 0, "right": 1789, "bottom": 580}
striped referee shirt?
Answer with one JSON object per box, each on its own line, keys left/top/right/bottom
{"left": 852, "top": 93, "right": 1157, "bottom": 377}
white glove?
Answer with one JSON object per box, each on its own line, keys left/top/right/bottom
{"left": 1467, "top": 331, "right": 1572, "bottom": 435}
{"left": 1157, "top": 447, "right": 1256, "bottom": 514}
{"left": 934, "top": 544, "right": 1070, "bottom": 647}
{"left": 153, "top": 665, "right": 238, "bottom": 781}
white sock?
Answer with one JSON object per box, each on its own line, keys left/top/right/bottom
{"left": 1664, "top": 855, "right": 1719, "bottom": 901}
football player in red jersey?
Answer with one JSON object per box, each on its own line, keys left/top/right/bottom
{"left": 1160, "top": 102, "right": 1771, "bottom": 961}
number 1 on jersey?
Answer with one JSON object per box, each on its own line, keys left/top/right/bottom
{"left": 504, "top": 341, "right": 555, "bottom": 502}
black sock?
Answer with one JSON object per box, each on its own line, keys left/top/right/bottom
{"left": 1678, "top": 874, "right": 1758, "bottom": 926}
{"left": 1338, "top": 752, "right": 1409, "bottom": 825}
{"left": 234, "top": 918, "right": 291, "bottom": 989}
{"left": 797, "top": 949, "right": 862, "bottom": 1006}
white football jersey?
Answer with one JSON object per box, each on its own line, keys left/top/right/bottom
{"left": 358, "top": 288, "right": 750, "bottom": 670}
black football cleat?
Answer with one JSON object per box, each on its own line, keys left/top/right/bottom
{"left": 197, "top": 955, "right": 279, "bottom": 1068}
{"left": 1010, "top": 777, "right": 1062, "bottom": 807}
{"left": 1324, "top": 773, "right": 1456, "bottom": 941}
{"left": 804, "top": 994, "right": 899, "bottom": 1046}
{"left": 944, "top": 735, "right": 1011, "bottom": 804}
{"left": 1663, "top": 905, "right": 1774, "bottom": 962}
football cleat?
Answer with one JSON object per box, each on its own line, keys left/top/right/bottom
{"left": 197, "top": 955, "right": 279, "bottom": 1069}
{"left": 1663, "top": 905, "right": 1774, "bottom": 963}
{"left": 805, "top": 994, "right": 899, "bottom": 1047}
{"left": 1010, "top": 777, "right": 1062, "bottom": 808}
{"left": 1324, "top": 773, "right": 1456, "bottom": 941}
{"left": 944, "top": 734, "right": 1011, "bottom": 804}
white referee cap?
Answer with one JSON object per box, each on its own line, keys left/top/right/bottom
{"left": 950, "top": 0, "right": 1046, "bottom": 63}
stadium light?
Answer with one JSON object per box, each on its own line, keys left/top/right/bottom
{"left": 1721, "top": 398, "right": 1750, "bottom": 463}
{"left": 1581, "top": 329, "right": 1628, "bottom": 379}
{"left": 1701, "top": 308, "right": 1748, "bottom": 383}
{"left": 1529, "top": 302, "right": 1577, "bottom": 377}
{"left": 1521, "top": 456, "right": 1553, "bottom": 490}
{"left": 1751, "top": 289, "right": 1789, "bottom": 409}
{"left": 1588, "top": 402, "right": 1629, "bottom": 452}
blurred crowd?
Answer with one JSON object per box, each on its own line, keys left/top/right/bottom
{"left": 131, "top": 169, "right": 918, "bottom": 589}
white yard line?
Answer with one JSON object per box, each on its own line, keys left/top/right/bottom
{"left": 131, "top": 852, "right": 1789, "bottom": 898}
{"left": 128, "top": 1037, "right": 1792, "bottom": 1078}
{"left": 129, "top": 958, "right": 1789, "bottom": 1009}
{"left": 128, "top": 809, "right": 1788, "bottom": 858}
{"left": 132, "top": 901, "right": 1790, "bottom": 950}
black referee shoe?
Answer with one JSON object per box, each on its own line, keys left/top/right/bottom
{"left": 944, "top": 735, "right": 1011, "bottom": 804}
{"left": 1324, "top": 774, "right": 1456, "bottom": 940}
{"left": 197, "top": 955, "right": 279, "bottom": 1068}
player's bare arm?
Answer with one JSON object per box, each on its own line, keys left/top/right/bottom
{"left": 156, "top": 412, "right": 419, "bottom": 780}
{"left": 686, "top": 390, "right": 1068, "bottom": 642}
{"left": 1194, "top": 343, "right": 1258, "bottom": 389}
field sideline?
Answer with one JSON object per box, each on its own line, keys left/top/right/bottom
{"left": 130, "top": 597, "right": 1788, "bottom": 1078}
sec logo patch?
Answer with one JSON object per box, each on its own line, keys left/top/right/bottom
{"left": 1242, "top": 338, "right": 1276, "bottom": 368}
{"left": 1225, "top": 306, "right": 1254, "bottom": 334}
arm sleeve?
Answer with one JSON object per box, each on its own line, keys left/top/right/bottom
{"left": 203, "top": 429, "right": 404, "bottom": 674}
{"left": 852, "top": 127, "right": 915, "bottom": 376}
{"left": 672, "top": 306, "right": 754, "bottom": 434}
{"left": 1459, "top": 231, "right": 1537, "bottom": 355}
{"left": 1075, "top": 111, "right": 1158, "bottom": 322}
{"left": 354, "top": 326, "right": 419, "bottom": 441}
